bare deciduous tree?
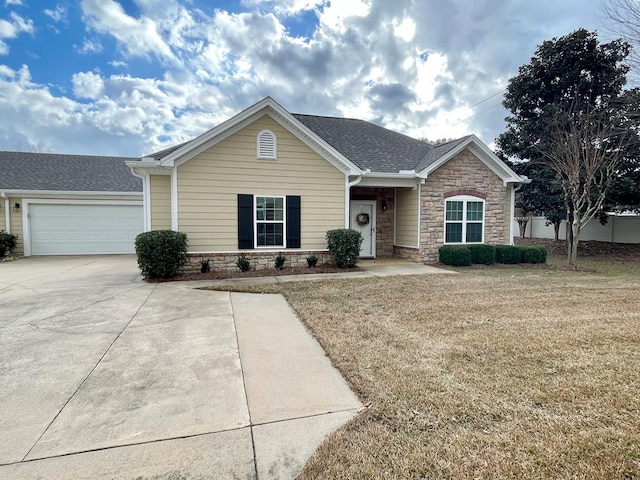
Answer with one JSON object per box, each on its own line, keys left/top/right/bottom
{"left": 602, "top": 0, "right": 640, "bottom": 72}
{"left": 534, "top": 98, "right": 638, "bottom": 265}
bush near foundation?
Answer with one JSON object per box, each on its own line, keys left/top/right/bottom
{"left": 135, "top": 230, "right": 188, "bottom": 278}
{"left": 518, "top": 245, "right": 548, "bottom": 264}
{"left": 467, "top": 244, "right": 496, "bottom": 265}
{"left": 326, "top": 229, "right": 363, "bottom": 268}
{"left": 0, "top": 232, "right": 17, "bottom": 257}
{"left": 439, "top": 246, "right": 472, "bottom": 266}
{"left": 496, "top": 245, "right": 522, "bottom": 264}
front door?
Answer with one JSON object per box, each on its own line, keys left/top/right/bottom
{"left": 350, "top": 200, "right": 376, "bottom": 258}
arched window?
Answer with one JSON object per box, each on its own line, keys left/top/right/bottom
{"left": 257, "top": 129, "right": 277, "bottom": 159}
{"left": 444, "top": 195, "right": 485, "bottom": 243}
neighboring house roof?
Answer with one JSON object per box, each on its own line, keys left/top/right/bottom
{"left": 292, "top": 114, "right": 433, "bottom": 173}
{"left": 0, "top": 151, "right": 142, "bottom": 192}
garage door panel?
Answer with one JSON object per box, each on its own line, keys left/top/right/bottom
{"left": 30, "top": 204, "right": 143, "bottom": 255}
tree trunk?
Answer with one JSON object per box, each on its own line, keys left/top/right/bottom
{"left": 517, "top": 217, "right": 529, "bottom": 238}
{"left": 553, "top": 220, "right": 561, "bottom": 240}
{"left": 568, "top": 219, "right": 581, "bottom": 266}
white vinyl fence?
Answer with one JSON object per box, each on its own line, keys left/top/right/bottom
{"left": 513, "top": 214, "right": 640, "bottom": 244}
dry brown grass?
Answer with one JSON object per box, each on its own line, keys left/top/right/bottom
{"left": 213, "top": 259, "right": 640, "bottom": 479}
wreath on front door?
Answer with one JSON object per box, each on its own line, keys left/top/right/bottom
{"left": 356, "top": 212, "right": 370, "bottom": 226}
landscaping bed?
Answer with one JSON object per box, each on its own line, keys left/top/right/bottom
{"left": 148, "top": 263, "right": 357, "bottom": 282}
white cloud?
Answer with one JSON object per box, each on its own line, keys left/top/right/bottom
{"left": 108, "top": 60, "right": 128, "bottom": 68}
{"left": 72, "top": 71, "right": 104, "bottom": 99}
{"left": 76, "top": 38, "right": 103, "bottom": 55}
{"left": 4, "top": 0, "right": 22, "bottom": 6}
{"left": 244, "top": 0, "right": 326, "bottom": 16}
{"left": 80, "top": 0, "right": 176, "bottom": 62}
{"left": 0, "top": 12, "right": 33, "bottom": 54}
{"left": 44, "top": 5, "right": 67, "bottom": 23}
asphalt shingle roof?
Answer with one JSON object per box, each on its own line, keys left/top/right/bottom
{"left": 293, "top": 114, "right": 436, "bottom": 173}
{"left": 0, "top": 151, "right": 142, "bottom": 192}
{"left": 144, "top": 112, "right": 471, "bottom": 174}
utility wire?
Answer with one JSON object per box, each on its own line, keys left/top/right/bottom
{"left": 447, "top": 89, "right": 507, "bottom": 127}
{"left": 449, "top": 102, "right": 503, "bottom": 127}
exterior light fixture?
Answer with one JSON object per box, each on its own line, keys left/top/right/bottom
{"left": 381, "top": 200, "right": 388, "bottom": 211}
{"left": 12, "top": 202, "right": 20, "bottom": 212}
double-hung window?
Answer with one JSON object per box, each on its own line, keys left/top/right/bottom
{"left": 237, "top": 194, "right": 301, "bottom": 249}
{"left": 444, "top": 196, "right": 485, "bottom": 243}
{"left": 255, "top": 196, "right": 285, "bottom": 247}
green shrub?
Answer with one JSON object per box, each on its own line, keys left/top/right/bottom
{"left": 306, "top": 254, "right": 319, "bottom": 267}
{"left": 274, "top": 254, "right": 286, "bottom": 270}
{"left": 518, "top": 245, "right": 548, "bottom": 264}
{"left": 467, "top": 244, "right": 496, "bottom": 265}
{"left": 326, "top": 229, "right": 363, "bottom": 268}
{"left": 236, "top": 253, "right": 251, "bottom": 272}
{"left": 135, "top": 230, "right": 188, "bottom": 278}
{"left": 495, "top": 245, "right": 521, "bottom": 264}
{"left": 200, "top": 258, "right": 211, "bottom": 273}
{"left": 0, "top": 231, "right": 17, "bottom": 256}
{"left": 438, "top": 246, "right": 472, "bottom": 266}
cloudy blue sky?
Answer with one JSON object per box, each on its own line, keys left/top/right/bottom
{"left": 0, "top": 0, "right": 617, "bottom": 157}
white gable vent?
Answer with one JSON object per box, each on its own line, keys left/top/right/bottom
{"left": 257, "top": 129, "right": 277, "bottom": 159}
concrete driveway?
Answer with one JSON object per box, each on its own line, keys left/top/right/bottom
{"left": 0, "top": 256, "right": 360, "bottom": 479}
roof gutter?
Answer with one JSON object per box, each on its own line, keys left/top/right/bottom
{"left": 0, "top": 192, "right": 9, "bottom": 233}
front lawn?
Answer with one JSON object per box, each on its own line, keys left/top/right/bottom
{"left": 211, "top": 256, "right": 640, "bottom": 478}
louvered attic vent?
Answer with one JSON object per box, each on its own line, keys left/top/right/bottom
{"left": 257, "top": 130, "right": 277, "bottom": 159}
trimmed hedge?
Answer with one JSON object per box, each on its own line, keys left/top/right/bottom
{"left": 326, "top": 229, "right": 363, "bottom": 268}
{"left": 135, "top": 230, "right": 188, "bottom": 278}
{"left": 439, "top": 245, "right": 472, "bottom": 266}
{"left": 439, "top": 243, "right": 547, "bottom": 267}
{"left": 467, "top": 244, "right": 496, "bottom": 265}
{"left": 495, "top": 245, "right": 521, "bottom": 264}
{"left": 518, "top": 245, "right": 547, "bottom": 264}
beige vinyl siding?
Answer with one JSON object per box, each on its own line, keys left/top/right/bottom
{"left": 6, "top": 196, "right": 23, "bottom": 254}
{"left": 395, "top": 187, "right": 419, "bottom": 247}
{"left": 177, "top": 115, "right": 345, "bottom": 252}
{"left": 0, "top": 196, "right": 5, "bottom": 231}
{"left": 150, "top": 175, "right": 172, "bottom": 230}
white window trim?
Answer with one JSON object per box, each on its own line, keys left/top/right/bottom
{"left": 254, "top": 194, "right": 286, "bottom": 248}
{"left": 443, "top": 195, "right": 485, "bottom": 244}
{"left": 257, "top": 129, "right": 277, "bottom": 160}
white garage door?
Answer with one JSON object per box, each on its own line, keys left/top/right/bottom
{"left": 29, "top": 203, "right": 143, "bottom": 255}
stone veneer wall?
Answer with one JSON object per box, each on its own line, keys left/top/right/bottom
{"left": 393, "top": 245, "right": 422, "bottom": 262}
{"left": 350, "top": 187, "right": 395, "bottom": 257}
{"left": 419, "top": 149, "right": 510, "bottom": 262}
{"left": 186, "top": 250, "right": 333, "bottom": 272}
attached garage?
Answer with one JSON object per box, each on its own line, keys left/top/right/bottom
{"left": 0, "top": 151, "right": 143, "bottom": 257}
{"left": 27, "top": 202, "right": 143, "bottom": 255}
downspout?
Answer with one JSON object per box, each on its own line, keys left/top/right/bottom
{"left": 509, "top": 183, "right": 523, "bottom": 245}
{"left": 1, "top": 192, "right": 9, "bottom": 233}
{"left": 345, "top": 175, "right": 363, "bottom": 228}
{"left": 129, "top": 169, "right": 151, "bottom": 232}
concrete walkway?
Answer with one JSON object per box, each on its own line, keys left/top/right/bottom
{"left": 0, "top": 256, "right": 361, "bottom": 479}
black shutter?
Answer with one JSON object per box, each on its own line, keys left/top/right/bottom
{"left": 238, "top": 194, "right": 254, "bottom": 249}
{"left": 286, "top": 195, "right": 301, "bottom": 248}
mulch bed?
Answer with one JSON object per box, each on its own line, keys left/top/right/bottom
{"left": 515, "top": 237, "right": 640, "bottom": 260}
{"left": 147, "top": 264, "right": 358, "bottom": 282}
